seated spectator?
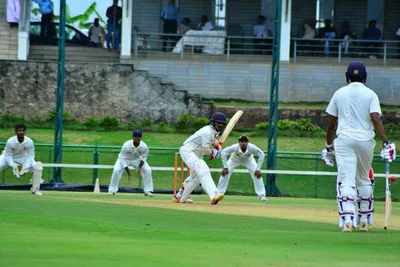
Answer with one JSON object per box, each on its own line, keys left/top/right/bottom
{"left": 197, "top": 15, "right": 214, "bottom": 31}
{"left": 396, "top": 27, "right": 400, "bottom": 59}
{"left": 7, "top": 0, "right": 20, "bottom": 28}
{"left": 364, "top": 20, "right": 381, "bottom": 59}
{"left": 302, "top": 20, "right": 316, "bottom": 39}
{"left": 88, "top": 18, "right": 106, "bottom": 48}
{"left": 318, "top": 19, "right": 337, "bottom": 56}
{"left": 339, "top": 21, "right": 357, "bottom": 56}
{"left": 178, "top": 17, "right": 191, "bottom": 35}
{"left": 253, "top": 15, "right": 270, "bottom": 55}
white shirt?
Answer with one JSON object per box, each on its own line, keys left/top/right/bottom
{"left": 253, "top": 24, "right": 268, "bottom": 38}
{"left": 118, "top": 140, "right": 149, "bottom": 168}
{"left": 88, "top": 25, "right": 104, "bottom": 43}
{"left": 326, "top": 82, "right": 382, "bottom": 141}
{"left": 183, "top": 125, "right": 218, "bottom": 157}
{"left": 396, "top": 28, "right": 400, "bottom": 37}
{"left": 2, "top": 136, "right": 35, "bottom": 167}
{"left": 221, "top": 143, "right": 265, "bottom": 170}
{"left": 197, "top": 22, "right": 214, "bottom": 31}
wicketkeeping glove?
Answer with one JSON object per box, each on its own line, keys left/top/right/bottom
{"left": 10, "top": 164, "right": 20, "bottom": 178}
{"left": 381, "top": 142, "right": 396, "bottom": 162}
{"left": 321, "top": 144, "right": 335, "bottom": 167}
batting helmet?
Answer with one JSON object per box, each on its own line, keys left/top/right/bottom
{"left": 346, "top": 61, "right": 367, "bottom": 83}
{"left": 132, "top": 129, "right": 142, "bottom": 137}
{"left": 210, "top": 112, "right": 227, "bottom": 132}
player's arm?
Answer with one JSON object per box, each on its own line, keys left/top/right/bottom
{"left": 137, "top": 145, "right": 149, "bottom": 176}
{"left": 118, "top": 143, "right": 131, "bottom": 176}
{"left": 4, "top": 142, "right": 17, "bottom": 167}
{"left": 221, "top": 145, "right": 234, "bottom": 176}
{"left": 370, "top": 113, "right": 388, "bottom": 143}
{"left": 252, "top": 144, "right": 265, "bottom": 171}
{"left": 326, "top": 115, "right": 338, "bottom": 145}
{"left": 21, "top": 143, "right": 35, "bottom": 174}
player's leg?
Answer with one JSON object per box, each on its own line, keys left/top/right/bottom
{"left": 30, "top": 161, "right": 43, "bottom": 195}
{"left": 139, "top": 162, "right": 154, "bottom": 196}
{"left": 0, "top": 154, "right": 9, "bottom": 172}
{"left": 217, "top": 160, "right": 238, "bottom": 194}
{"left": 334, "top": 138, "right": 357, "bottom": 231}
{"left": 108, "top": 159, "right": 124, "bottom": 195}
{"left": 246, "top": 159, "right": 267, "bottom": 201}
{"left": 355, "top": 139, "right": 375, "bottom": 231}
{"left": 179, "top": 174, "right": 199, "bottom": 203}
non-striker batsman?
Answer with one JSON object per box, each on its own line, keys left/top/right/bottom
{"left": 322, "top": 62, "right": 396, "bottom": 232}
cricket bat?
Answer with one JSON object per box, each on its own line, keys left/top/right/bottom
{"left": 219, "top": 110, "right": 244, "bottom": 144}
{"left": 384, "top": 160, "right": 391, "bottom": 230}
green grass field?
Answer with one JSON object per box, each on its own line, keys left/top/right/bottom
{"left": 0, "top": 191, "right": 399, "bottom": 267}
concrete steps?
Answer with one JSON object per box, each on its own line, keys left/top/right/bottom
{"left": 0, "top": 6, "right": 18, "bottom": 60}
{"left": 29, "top": 45, "right": 120, "bottom": 63}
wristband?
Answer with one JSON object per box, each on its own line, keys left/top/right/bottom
{"left": 383, "top": 141, "right": 389, "bottom": 146}
{"left": 326, "top": 143, "right": 334, "bottom": 152}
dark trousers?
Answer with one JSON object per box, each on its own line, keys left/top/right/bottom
{"left": 162, "top": 19, "right": 177, "bottom": 52}
{"left": 40, "top": 13, "right": 54, "bottom": 44}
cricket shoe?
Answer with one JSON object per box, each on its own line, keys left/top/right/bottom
{"left": 172, "top": 196, "right": 193, "bottom": 203}
{"left": 32, "top": 191, "right": 43, "bottom": 196}
{"left": 259, "top": 196, "right": 268, "bottom": 202}
{"left": 359, "top": 222, "right": 369, "bottom": 232}
{"left": 108, "top": 192, "right": 116, "bottom": 196}
{"left": 342, "top": 222, "right": 353, "bottom": 232}
{"left": 144, "top": 192, "right": 154, "bottom": 197}
{"left": 211, "top": 194, "right": 224, "bottom": 205}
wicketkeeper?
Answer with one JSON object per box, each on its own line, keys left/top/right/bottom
{"left": 322, "top": 61, "right": 396, "bottom": 232}
{"left": 0, "top": 124, "right": 44, "bottom": 195}
{"left": 217, "top": 135, "right": 267, "bottom": 202}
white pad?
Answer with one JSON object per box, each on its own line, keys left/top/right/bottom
{"left": 357, "top": 184, "right": 374, "bottom": 225}
{"left": 31, "top": 162, "right": 43, "bottom": 194}
{"left": 191, "top": 159, "right": 219, "bottom": 200}
{"left": 337, "top": 183, "right": 357, "bottom": 228}
{"left": 180, "top": 176, "right": 198, "bottom": 203}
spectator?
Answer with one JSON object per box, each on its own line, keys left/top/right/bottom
{"left": 33, "top": 0, "right": 54, "bottom": 44}
{"left": 88, "top": 18, "right": 106, "bottom": 48}
{"left": 106, "top": 0, "right": 122, "bottom": 51}
{"left": 7, "top": 0, "right": 20, "bottom": 28}
{"left": 160, "top": 0, "right": 180, "bottom": 52}
{"left": 302, "top": 20, "right": 316, "bottom": 39}
{"left": 197, "top": 15, "right": 214, "bottom": 31}
{"left": 364, "top": 20, "right": 381, "bottom": 59}
{"left": 178, "top": 17, "right": 191, "bottom": 35}
{"left": 318, "top": 19, "right": 337, "bottom": 56}
{"left": 253, "top": 15, "right": 269, "bottom": 55}
{"left": 396, "top": 27, "right": 400, "bottom": 59}
{"left": 339, "top": 21, "right": 357, "bottom": 56}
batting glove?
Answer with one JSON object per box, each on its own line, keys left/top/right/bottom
{"left": 210, "top": 148, "right": 221, "bottom": 160}
{"left": 381, "top": 142, "right": 396, "bottom": 163}
{"left": 321, "top": 144, "right": 335, "bottom": 167}
{"left": 214, "top": 140, "right": 222, "bottom": 150}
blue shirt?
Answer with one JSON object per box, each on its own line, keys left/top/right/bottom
{"left": 364, "top": 27, "right": 381, "bottom": 40}
{"left": 33, "top": 0, "right": 53, "bottom": 15}
{"left": 161, "top": 5, "right": 180, "bottom": 26}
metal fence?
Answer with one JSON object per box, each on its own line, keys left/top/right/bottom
{"left": 0, "top": 142, "right": 398, "bottom": 200}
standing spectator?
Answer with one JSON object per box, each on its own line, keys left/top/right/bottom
{"left": 178, "top": 17, "right": 191, "bottom": 35}
{"left": 88, "top": 18, "right": 106, "bottom": 48}
{"left": 339, "top": 21, "right": 357, "bottom": 56}
{"left": 7, "top": 0, "right": 20, "bottom": 28}
{"left": 364, "top": 20, "right": 381, "bottom": 59}
{"left": 197, "top": 15, "right": 214, "bottom": 31}
{"left": 318, "top": 19, "right": 337, "bottom": 56}
{"left": 33, "top": 0, "right": 54, "bottom": 44}
{"left": 161, "top": 0, "right": 180, "bottom": 52}
{"left": 106, "top": 0, "right": 122, "bottom": 51}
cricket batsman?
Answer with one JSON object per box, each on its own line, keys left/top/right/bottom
{"left": 173, "top": 112, "right": 226, "bottom": 205}
{"left": 0, "top": 124, "right": 44, "bottom": 195}
{"left": 217, "top": 135, "right": 268, "bottom": 202}
{"left": 322, "top": 61, "right": 396, "bottom": 232}
{"left": 108, "top": 129, "right": 154, "bottom": 196}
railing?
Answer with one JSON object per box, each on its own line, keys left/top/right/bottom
{"left": 1, "top": 142, "right": 398, "bottom": 199}
{"left": 292, "top": 38, "right": 400, "bottom": 66}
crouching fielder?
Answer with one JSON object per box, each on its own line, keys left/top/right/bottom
{"left": 173, "top": 112, "right": 226, "bottom": 205}
{"left": 217, "top": 135, "right": 267, "bottom": 202}
{"left": 0, "top": 124, "right": 43, "bottom": 195}
{"left": 108, "top": 130, "right": 154, "bottom": 196}
{"left": 322, "top": 62, "right": 396, "bottom": 232}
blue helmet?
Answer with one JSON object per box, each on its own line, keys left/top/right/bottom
{"left": 210, "top": 112, "right": 227, "bottom": 132}
{"left": 346, "top": 61, "right": 367, "bottom": 83}
{"left": 132, "top": 129, "right": 142, "bottom": 137}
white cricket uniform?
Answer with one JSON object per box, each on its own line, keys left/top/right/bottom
{"left": 0, "top": 136, "right": 36, "bottom": 171}
{"left": 178, "top": 125, "right": 220, "bottom": 201}
{"left": 108, "top": 140, "right": 153, "bottom": 194}
{"left": 217, "top": 143, "right": 266, "bottom": 197}
{"left": 326, "top": 82, "right": 381, "bottom": 226}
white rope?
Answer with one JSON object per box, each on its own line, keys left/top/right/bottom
{"left": 41, "top": 163, "right": 399, "bottom": 178}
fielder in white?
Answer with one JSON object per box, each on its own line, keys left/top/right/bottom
{"left": 108, "top": 129, "right": 154, "bottom": 196}
{"left": 0, "top": 124, "right": 43, "bottom": 195}
{"left": 173, "top": 112, "right": 226, "bottom": 205}
{"left": 322, "top": 62, "right": 396, "bottom": 232}
{"left": 217, "top": 135, "right": 267, "bottom": 202}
